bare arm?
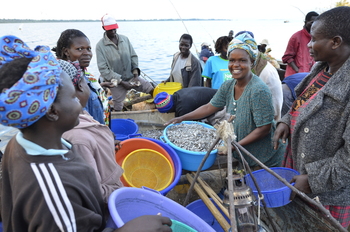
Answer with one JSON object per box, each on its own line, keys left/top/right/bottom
{"left": 164, "top": 103, "right": 220, "bottom": 125}
{"left": 238, "top": 124, "right": 272, "bottom": 147}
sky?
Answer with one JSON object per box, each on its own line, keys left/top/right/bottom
{"left": 2, "top": 0, "right": 337, "bottom": 21}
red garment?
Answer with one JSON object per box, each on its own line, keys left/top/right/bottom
{"left": 283, "top": 69, "right": 332, "bottom": 169}
{"left": 282, "top": 28, "right": 315, "bottom": 77}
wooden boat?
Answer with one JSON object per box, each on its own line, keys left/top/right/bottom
{"left": 111, "top": 109, "right": 346, "bottom": 232}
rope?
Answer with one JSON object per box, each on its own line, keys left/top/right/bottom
{"left": 214, "top": 120, "right": 236, "bottom": 155}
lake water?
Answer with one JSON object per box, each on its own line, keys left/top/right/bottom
{"left": 0, "top": 19, "right": 302, "bottom": 83}
{"left": 0, "top": 20, "right": 303, "bottom": 147}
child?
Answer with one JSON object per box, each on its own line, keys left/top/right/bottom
{"left": 0, "top": 35, "right": 171, "bottom": 231}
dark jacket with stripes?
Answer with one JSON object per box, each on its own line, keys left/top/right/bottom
{"left": 1, "top": 138, "right": 105, "bottom": 231}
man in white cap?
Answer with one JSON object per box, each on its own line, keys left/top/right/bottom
{"left": 96, "top": 14, "right": 154, "bottom": 111}
{"left": 199, "top": 42, "right": 214, "bottom": 63}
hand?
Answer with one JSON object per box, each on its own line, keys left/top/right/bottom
{"left": 101, "top": 82, "right": 115, "bottom": 88}
{"left": 289, "top": 174, "right": 311, "bottom": 201}
{"left": 120, "top": 81, "right": 135, "bottom": 90}
{"left": 161, "top": 80, "right": 167, "bottom": 84}
{"left": 272, "top": 122, "right": 290, "bottom": 150}
{"left": 129, "top": 76, "right": 141, "bottom": 87}
{"left": 164, "top": 117, "right": 183, "bottom": 126}
{"left": 115, "top": 215, "right": 172, "bottom": 232}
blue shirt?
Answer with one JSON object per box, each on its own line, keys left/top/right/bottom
{"left": 202, "top": 56, "right": 231, "bottom": 89}
{"left": 210, "top": 75, "right": 284, "bottom": 167}
{"left": 83, "top": 77, "right": 105, "bottom": 125}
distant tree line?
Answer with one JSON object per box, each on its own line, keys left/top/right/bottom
{"left": 0, "top": 18, "right": 230, "bottom": 24}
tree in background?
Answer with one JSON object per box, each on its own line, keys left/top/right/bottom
{"left": 336, "top": 0, "right": 350, "bottom": 6}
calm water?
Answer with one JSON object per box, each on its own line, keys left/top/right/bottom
{"left": 0, "top": 19, "right": 302, "bottom": 83}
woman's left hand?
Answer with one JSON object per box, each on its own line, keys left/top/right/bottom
{"left": 289, "top": 174, "right": 311, "bottom": 200}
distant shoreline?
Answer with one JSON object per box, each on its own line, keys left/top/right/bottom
{"left": 0, "top": 18, "right": 232, "bottom": 24}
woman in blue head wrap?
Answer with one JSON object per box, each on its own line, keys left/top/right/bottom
{"left": 0, "top": 35, "right": 172, "bottom": 231}
{"left": 166, "top": 32, "right": 285, "bottom": 169}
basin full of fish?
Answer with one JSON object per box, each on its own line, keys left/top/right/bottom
{"left": 166, "top": 123, "right": 218, "bottom": 152}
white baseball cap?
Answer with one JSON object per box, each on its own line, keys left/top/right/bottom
{"left": 101, "top": 14, "right": 119, "bottom": 30}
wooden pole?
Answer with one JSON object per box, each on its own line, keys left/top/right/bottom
{"left": 196, "top": 174, "right": 230, "bottom": 219}
{"left": 183, "top": 115, "right": 235, "bottom": 207}
{"left": 186, "top": 173, "right": 231, "bottom": 232}
{"left": 231, "top": 140, "right": 347, "bottom": 232}
{"left": 226, "top": 136, "right": 238, "bottom": 232}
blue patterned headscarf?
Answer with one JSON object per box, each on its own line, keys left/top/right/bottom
{"left": 0, "top": 35, "right": 61, "bottom": 129}
{"left": 227, "top": 32, "right": 258, "bottom": 61}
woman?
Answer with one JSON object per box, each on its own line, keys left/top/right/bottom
{"left": 202, "top": 36, "right": 232, "bottom": 89}
{"left": 165, "top": 33, "right": 203, "bottom": 87}
{"left": 273, "top": 6, "right": 350, "bottom": 228}
{"left": 59, "top": 60, "right": 124, "bottom": 203}
{"left": 52, "top": 29, "right": 112, "bottom": 126}
{"left": 0, "top": 35, "right": 171, "bottom": 231}
{"left": 166, "top": 33, "right": 285, "bottom": 168}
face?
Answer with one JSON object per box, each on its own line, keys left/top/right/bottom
{"left": 64, "top": 36, "right": 92, "bottom": 68}
{"left": 179, "top": 38, "right": 191, "bottom": 57}
{"left": 53, "top": 71, "right": 82, "bottom": 131}
{"left": 105, "top": 29, "right": 117, "bottom": 39}
{"left": 307, "top": 20, "right": 333, "bottom": 62}
{"left": 305, "top": 16, "right": 318, "bottom": 33}
{"left": 228, "top": 49, "right": 253, "bottom": 81}
{"left": 75, "top": 77, "right": 90, "bottom": 108}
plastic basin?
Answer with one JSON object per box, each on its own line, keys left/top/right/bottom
{"left": 135, "top": 136, "right": 182, "bottom": 196}
{"left": 186, "top": 199, "right": 229, "bottom": 232}
{"left": 110, "top": 118, "right": 138, "bottom": 141}
{"left": 108, "top": 187, "right": 215, "bottom": 232}
{"left": 162, "top": 121, "right": 217, "bottom": 171}
{"left": 152, "top": 82, "right": 182, "bottom": 98}
{"left": 115, "top": 138, "right": 175, "bottom": 188}
{"left": 122, "top": 149, "right": 174, "bottom": 191}
{"left": 245, "top": 167, "right": 300, "bottom": 208}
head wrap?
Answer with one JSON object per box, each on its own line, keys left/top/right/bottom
{"left": 154, "top": 92, "right": 173, "bottom": 113}
{"left": 57, "top": 59, "right": 83, "bottom": 86}
{"left": 227, "top": 32, "right": 258, "bottom": 61}
{"left": 235, "top": 31, "right": 254, "bottom": 38}
{"left": 0, "top": 35, "right": 61, "bottom": 129}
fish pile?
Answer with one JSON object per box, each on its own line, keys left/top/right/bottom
{"left": 166, "top": 123, "right": 218, "bottom": 152}
{"left": 141, "top": 129, "right": 163, "bottom": 140}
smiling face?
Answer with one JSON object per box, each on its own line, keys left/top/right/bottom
{"left": 307, "top": 20, "right": 334, "bottom": 63}
{"left": 179, "top": 38, "right": 191, "bottom": 57}
{"left": 63, "top": 36, "right": 92, "bottom": 68}
{"left": 228, "top": 49, "right": 253, "bottom": 81}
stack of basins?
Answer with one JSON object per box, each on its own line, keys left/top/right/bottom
{"left": 115, "top": 137, "right": 181, "bottom": 195}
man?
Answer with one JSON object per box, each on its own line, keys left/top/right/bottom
{"left": 165, "top": 34, "right": 203, "bottom": 88}
{"left": 154, "top": 87, "right": 229, "bottom": 125}
{"left": 96, "top": 14, "right": 154, "bottom": 111}
{"left": 282, "top": 11, "right": 319, "bottom": 78}
{"left": 199, "top": 42, "right": 214, "bottom": 63}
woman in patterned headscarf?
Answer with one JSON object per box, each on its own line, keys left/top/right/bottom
{"left": 0, "top": 35, "right": 172, "bottom": 231}
{"left": 166, "top": 33, "right": 285, "bottom": 169}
